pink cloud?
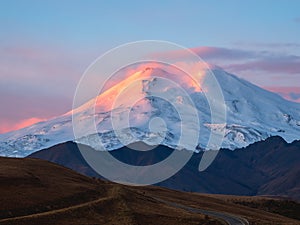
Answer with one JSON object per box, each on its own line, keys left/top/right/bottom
{"left": 189, "top": 47, "right": 300, "bottom": 104}
{"left": 191, "top": 47, "right": 258, "bottom": 60}
{"left": 0, "top": 42, "right": 93, "bottom": 134}
{"left": 0, "top": 91, "right": 71, "bottom": 134}
{"left": 225, "top": 58, "right": 300, "bottom": 74}
{"left": 152, "top": 46, "right": 257, "bottom": 62}
{"left": 264, "top": 86, "right": 300, "bottom": 103}
{"left": 0, "top": 117, "right": 45, "bottom": 134}
{"left": 233, "top": 41, "right": 300, "bottom": 48}
{"left": 156, "top": 46, "right": 300, "bottom": 75}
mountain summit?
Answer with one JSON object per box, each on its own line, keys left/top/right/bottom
{"left": 1, "top": 67, "right": 300, "bottom": 157}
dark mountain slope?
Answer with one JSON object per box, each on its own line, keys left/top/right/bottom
{"left": 28, "top": 136, "right": 300, "bottom": 200}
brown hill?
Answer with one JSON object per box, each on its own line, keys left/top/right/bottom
{"left": 0, "top": 157, "right": 299, "bottom": 224}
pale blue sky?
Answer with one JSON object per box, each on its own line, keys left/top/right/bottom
{"left": 1, "top": 0, "right": 300, "bottom": 49}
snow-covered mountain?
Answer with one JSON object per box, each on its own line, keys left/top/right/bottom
{"left": 1, "top": 67, "right": 300, "bottom": 157}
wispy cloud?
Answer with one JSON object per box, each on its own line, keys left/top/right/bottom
{"left": 294, "top": 17, "right": 300, "bottom": 23}
{"left": 0, "top": 42, "right": 95, "bottom": 133}
{"left": 137, "top": 47, "right": 300, "bottom": 103}
{"left": 232, "top": 41, "right": 300, "bottom": 49}
{"left": 264, "top": 86, "right": 300, "bottom": 103}
{"left": 189, "top": 46, "right": 300, "bottom": 103}
{"left": 224, "top": 56, "right": 300, "bottom": 74}
{"left": 186, "top": 47, "right": 300, "bottom": 83}
{"left": 153, "top": 46, "right": 259, "bottom": 61}
{"left": 0, "top": 88, "right": 72, "bottom": 134}
{"left": 191, "top": 47, "right": 258, "bottom": 60}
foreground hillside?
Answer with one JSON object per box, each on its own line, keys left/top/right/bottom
{"left": 0, "top": 157, "right": 299, "bottom": 224}
{"left": 28, "top": 136, "right": 300, "bottom": 201}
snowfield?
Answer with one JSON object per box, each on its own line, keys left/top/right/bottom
{"left": 1, "top": 67, "right": 300, "bottom": 157}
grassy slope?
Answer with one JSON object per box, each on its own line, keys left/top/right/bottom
{"left": 0, "top": 157, "right": 298, "bottom": 225}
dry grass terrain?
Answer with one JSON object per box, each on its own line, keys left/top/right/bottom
{"left": 0, "top": 157, "right": 299, "bottom": 225}
{"left": 205, "top": 194, "right": 300, "bottom": 221}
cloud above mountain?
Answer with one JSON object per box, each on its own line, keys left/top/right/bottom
{"left": 190, "top": 47, "right": 300, "bottom": 102}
